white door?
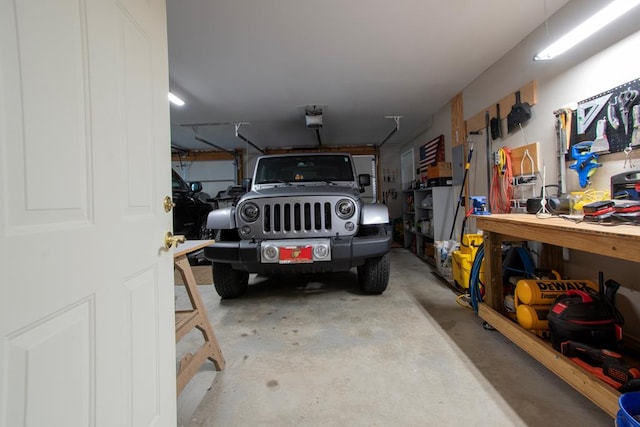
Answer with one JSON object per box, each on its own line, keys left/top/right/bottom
{"left": 0, "top": 1, "right": 175, "bottom": 426}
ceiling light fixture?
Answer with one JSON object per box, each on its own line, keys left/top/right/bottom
{"left": 533, "top": 0, "right": 640, "bottom": 61}
{"left": 168, "top": 92, "right": 185, "bottom": 106}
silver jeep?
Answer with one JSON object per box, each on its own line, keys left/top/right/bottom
{"left": 204, "top": 153, "right": 391, "bottom": 298}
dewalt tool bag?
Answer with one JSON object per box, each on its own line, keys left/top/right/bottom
{"left": 548, "top": 289, "right": 622, "bottom": 351}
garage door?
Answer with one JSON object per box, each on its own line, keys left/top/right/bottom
{"left": 172, "top": 160, "right": 236, "bottom": 200}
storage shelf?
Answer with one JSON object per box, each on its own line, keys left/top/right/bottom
{"left": 402, "top": 186, "right": 453, "bottom": 267}
{"left": 474, "top": 214, "right": 638, "bottom": 418}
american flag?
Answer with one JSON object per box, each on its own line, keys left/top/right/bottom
{"left": 419, "top": 135, "right": 443, "bottom": 178}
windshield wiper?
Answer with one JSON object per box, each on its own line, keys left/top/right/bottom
{"left": 259, "top": 179, "right": 292, "bottom": 185}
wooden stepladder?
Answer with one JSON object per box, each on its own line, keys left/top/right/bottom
{"left": 173, "top": 240, "right": 225, "bottom": 395}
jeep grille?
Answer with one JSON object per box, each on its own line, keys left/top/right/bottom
{"left": 264, "top": 201, "right": 332, "bottom": 232}
{"left": 237, "top": 196, "right": 358, "bottom": 239}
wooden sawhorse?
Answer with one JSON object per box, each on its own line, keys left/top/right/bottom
{"left": 173, "top": 240, "right": 225, "bottom": 396}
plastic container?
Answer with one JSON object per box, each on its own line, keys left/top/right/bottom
{"left": 617, "top": 392, "right": 640, "bottom": 427}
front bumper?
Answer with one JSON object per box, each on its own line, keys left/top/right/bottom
{"left": 204, "top": 233, "right": 391, "bottom": 274}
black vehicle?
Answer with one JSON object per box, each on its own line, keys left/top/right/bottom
{"left": 172, "top": 169, "right": 214, "bottom": 240}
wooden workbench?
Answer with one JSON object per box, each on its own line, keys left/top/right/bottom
{"left": 173, "top": 240, "right": 225, "bottom": 396}
{"left": 474, "top": 214, "right": 640, "bottom": 417}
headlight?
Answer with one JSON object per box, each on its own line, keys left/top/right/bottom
{"left": 240, "top": 202, "right": 260, "bottom": 222}
{"left": 335, "top": 199, "right": 355, "bottom": 219}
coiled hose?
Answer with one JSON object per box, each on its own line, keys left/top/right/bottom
{"left": 468, "top": 243, "right": 536, "bottom": 313}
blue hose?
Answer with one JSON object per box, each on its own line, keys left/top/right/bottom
{"left": 468, "top": 244, "right": 535, "bottom": 313}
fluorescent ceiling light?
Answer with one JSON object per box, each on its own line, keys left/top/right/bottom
{"left": 534, "top": 0, "right": 640, "bottom": 61}
{"left": 168, "top": 92, "right": 185, "bottom": 106}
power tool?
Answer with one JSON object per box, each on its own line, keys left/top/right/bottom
{"left": 560, "top": 340, "right": 640, "bottom": 390}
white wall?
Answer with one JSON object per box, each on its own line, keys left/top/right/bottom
{"left": 390, "top": 0, "right": 640, "bottom": 339}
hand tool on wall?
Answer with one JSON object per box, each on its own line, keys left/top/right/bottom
{"left": 618, "top": 88, "right": 638, "bottom": 135}
{"left": 590, "top": 118, "right": 609, "bottom": 153}
{"left": 631, "top": 104, "right": 640, "bottom": 146}
{"left": 485, "top": 111, "right": 492, "bottom": 204}
{"left": 623, "top": 144, "right": 636, "bottom": 168}
{"left": 607, "top": 98, "right": 620, "bottom": 130}
{"left": 555, "top": 108, "right": 573, "bottom": 194}
{"left": 577, "top": 93, "right": 611, "bottom": 134}
{"left": 569, "top": 141, "right": 601, "bottom": 188}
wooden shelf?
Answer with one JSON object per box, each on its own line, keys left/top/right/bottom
{"left": 474, "top": 214, "right": 635, "bottom": 418}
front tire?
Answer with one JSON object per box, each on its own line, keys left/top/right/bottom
{"left": 358, "top": 253, "right": 390, "bottom": 295}
{"left": 213, "top": 262, "right": 249, "bottom": 298}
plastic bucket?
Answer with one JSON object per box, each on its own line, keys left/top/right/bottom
{"left": 617, "top": 392, "right": 640, "bottom": 427}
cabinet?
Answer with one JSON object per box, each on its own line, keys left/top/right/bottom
{"left": 403, "top": 186, "right": 454, "bottom": 263}
{"left": 475, "top": 214, "right": 640, "bottom": 418}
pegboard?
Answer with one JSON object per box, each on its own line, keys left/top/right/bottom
{"left": 571, "top": 77, "right": 640, "bottom": 155}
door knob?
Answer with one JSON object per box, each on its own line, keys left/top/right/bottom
{"left": 164, "top": 231, "right": 185, "bottom": 249}
{"left": 163, "top": 196, "right": 175, "bottom": 213}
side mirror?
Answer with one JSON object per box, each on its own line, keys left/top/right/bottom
{"left": 190, "top": 182, "right": 203, "bottom": 193}
{"left": 358, "top": 174, "right": 371, "bottom": 187}
{"left": 242, "top": 178, "right": 252, "bottom": 191}
{"left": 358, "top": 174, "right": 371, "bottom": 193}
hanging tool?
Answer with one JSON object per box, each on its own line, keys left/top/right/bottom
{"left": 607, "top": 98, "right": 620, "bottom": 130}
{"left": 569, "top": 141, "right": 601, "bottom": 188}
{"left": 577, "top": 93, "right": 612, "bottom": 134}
{"left": 449, "top": 140, "right": 475, "bottom": 239}
{"left": 590, "top": 118, "right": 609, "bottom": 153}
{"left": 485, "top": 111, "right": 492, "bottom": 205}
{"left": 490, "top": 103, "right": 502, "bottom": 140}
{"left": 618, "top": 88, "right": 639, "bottom": 135}
{"left": 623, "top": 144, "right": 635, "bottom": 169}
{"left": 554, "top": 108, "right": 573, "bottom": 194}
{"left": 631, "top": 104, "right": 640, "bottom": 147}
{"left": 521, "top": 148, "right": 535, "bottom": 177}
{"left": 507, "top": 91, "right": 532, "bottom": 133}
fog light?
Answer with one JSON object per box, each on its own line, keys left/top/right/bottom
{"left": 313, "top": 244, "right": 329, "bottom": 259}
{"left": 262, "top": 244, "right": 278, "bottom": 261}
{"left": 241, "top": 225, "right": 252, "bottom": 236}
{"left": 345, "top": 222, "right": 355, "bottom": 232}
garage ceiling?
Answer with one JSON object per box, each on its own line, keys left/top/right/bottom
{"left": 167, "top": 0, "right": 570, "bottom": 153}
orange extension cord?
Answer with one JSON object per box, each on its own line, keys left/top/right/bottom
{"left": 490, "top": 147, "right": 513, "bottom": 213}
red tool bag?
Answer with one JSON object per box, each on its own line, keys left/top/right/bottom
{"left": 548, "top": 289, "right": 623, "bottom": 352}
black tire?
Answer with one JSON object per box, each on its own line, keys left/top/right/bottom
{"left": 213, "top": 262, "right": 249, "bottom": 298}
{"left": 357, "top": 253, "right": 390, "bottom": 295}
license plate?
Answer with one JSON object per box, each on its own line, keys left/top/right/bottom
{"left": 279, "top": 246, "right": 313, "bottom": 264}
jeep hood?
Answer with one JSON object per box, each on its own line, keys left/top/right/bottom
{"left": 243, "top": 185, "right": 360, "bottom": 200}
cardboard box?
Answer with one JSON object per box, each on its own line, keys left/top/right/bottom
{"left": 427, "top": 162, "right": 452, "bottom": 179}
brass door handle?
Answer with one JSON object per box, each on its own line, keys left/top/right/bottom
{"left": 163, "top": 196, "right": 175, "bottom": 213}
{"left": 164, "top": 231, "right": 186, "bottom": 249}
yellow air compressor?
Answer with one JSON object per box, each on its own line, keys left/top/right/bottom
{"left": 514, "top": 279, "right": 598, "bottom": 306}
{"left": 514, "top": 278, "right": 599, "bottom": 335}
{"left": 452, "top": 234, "right": 484, "bottom": 289}
{"left": 515, "top": 304, "right": 550, "bottom": 331}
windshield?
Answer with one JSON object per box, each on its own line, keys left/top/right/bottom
{"left": 255, "top": 155, "right": 355, "bottom": 184}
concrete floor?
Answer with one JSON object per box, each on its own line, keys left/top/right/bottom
{"left": 175, "top": 248, "right": 613, "bottom": 426}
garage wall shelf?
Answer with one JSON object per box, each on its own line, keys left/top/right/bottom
{"left": 403, "top": 187, "right": 454, "bottom": 264}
